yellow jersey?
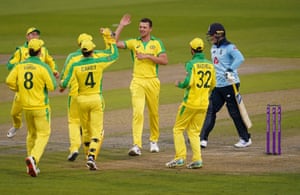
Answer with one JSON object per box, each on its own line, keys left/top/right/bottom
{"left": 60, "top": 48, "right": 112, "bottom": 96}
{"left": 178, "top": 53, "right": 216, "bottom": 109}
{"left": 124, "top": 36, "right": 166, "bottom": 78}
{"left": 6, "top": 56, "right": 57, "bottom": 110}
{"left": 7, "top": 42, "right": 58, "bottom": 74}
{"left": 61, "top": 44, "right": 118, "bottom": 95}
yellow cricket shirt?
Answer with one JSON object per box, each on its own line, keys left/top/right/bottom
{"left": 61, "top": 44, "right": 118, "bottom": 95}
{"left": 7, "top": 42, "right": 58, "bottom": 74}
{"left": 177, "top": 53, "right": 216, "bottom": 109}
{"left": 6, "top": 56, "right": 57, "bottom": 110}
{"left": 124, "top": 36, "right": 166, "bottom": 78}
{"left": 60, "top": 48, "right": 112, "bottom": 96}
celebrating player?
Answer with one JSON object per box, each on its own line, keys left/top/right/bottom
{"left": 200, "top": 23, "right": 252, "bottom": 148}
{"left": 6, "top": 39, "right": 57, "bottom": 177}
{"left": 60, "top": 29, "right": 118, "bottom": 161}
{"left": 60, "top": 34, "right": 118, "bottom": 170}
{"left": 166, "top": 38, "right": 216, "bottom": 169}
{"left": 6, "top": 27, "right": 59, "bottom": 138}
{"left": 114, "top": 14, "right": 168, "bottom": 156}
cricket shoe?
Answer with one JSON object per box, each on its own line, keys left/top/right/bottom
{"left": 25, "top": 156, "right": 39, "bottom": 177}
{"left": 128, "top": 145, "right": 141, "bottom": 156}
{"left": 150, "top": 142, "right": 159, "bottom": 153}
{"left": 186, "top": 161, "right": 203, "bottom": 169}
{"left": 67, "top": 151, "right": 79, "bottom": 161}
{"left": 165, "top": 159, "right": 185, "bottom": 168}
{"left": 234, "top": 138, "right": 252, "bottom": 148}
{"left": 7, "top": 127, "right": 19, "bottom": 138}
{"left": 86, "top": 156, "right": 98, "bottom": 171}
{"left": 200, "top": 140, "right": 208, "bottom": 148}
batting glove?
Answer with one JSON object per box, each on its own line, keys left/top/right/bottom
{"left": 225, "top": 70, "right": 235, "bottom": 82}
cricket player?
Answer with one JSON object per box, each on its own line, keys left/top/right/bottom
{"left": 6, "top": 27, "right": 59, "bottom": 138}
{"left": 60, "top": 29, "right": 116, "bottom": 161}
{"left": 200, "top": 23, "right": 252, "bottom": 148}
{"left": 60, "top": 36, "right": 118, "bottom": 170}
{"left": 114, "top": 14, "right": 168, "bottom": 156}
{"left": 6, "top": 39, "right": 57, "bottom": 177}
{"left": 166, "top": 38, "right": 216, "bottom": 169}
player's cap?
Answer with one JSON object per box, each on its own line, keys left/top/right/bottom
{"left": 26, "top": 27, "right": 40, "bottom": 35}
{"left": 81, "top": 40, "right": 96, "bottom": 52}
{"left": 190, "top": 38, "right": 204, "bottom": 52}
{"left": 77, "top": 33, "right": 93, "bottom": 45}
{"left": 207, "top": 23, "right": 225, "bottom": 36}
{"left": 28, "top": 38, "right": 44, "bottom": 52}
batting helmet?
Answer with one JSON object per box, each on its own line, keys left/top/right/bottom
{"left": 207, "top": 23, "right": 225, "bottom": 37}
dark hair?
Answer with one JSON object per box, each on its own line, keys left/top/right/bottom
{"left": 82, "top": 50, "right": 93, "bottom": 57}
{"left": 192, "top": 48, "right": 203, "bottom": 53}
{"left": 29, "top": 48, "right": 40, "bottom": 56}
{"left": 140, "top": 18, "right": 152, "bottom": 27}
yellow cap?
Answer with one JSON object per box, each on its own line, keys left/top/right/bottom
{"left": 101, "top": 28, "right": 113, "bottom": 36}
{"left": 77, "top": 33, "right": 93, "bottom": 45}
{"left": 28, "top": 38, "right": 44, "bottom": 52}
{"left": 189, "top": 38, "right": 204, "bottom": 51}
{"left": 81, "top": 40, "right": 96, "bottom": 52}
{"left": 26, "top": 27, "right": 40, "bottom": 35}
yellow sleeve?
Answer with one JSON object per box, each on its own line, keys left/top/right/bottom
{"left": 6, "top": 65, "right": 19, "bottom": 91}
{"left": 41, "top": 47, "right": 58, "bottom": 74}
{"left": 7, "top": 48, "right": 22, "bottom": 71}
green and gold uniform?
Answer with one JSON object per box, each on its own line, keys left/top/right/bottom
{"left": 61, "top": 44, "right": 118, "bottom": 160}
{"left": 7, "top": 42, "right": 58, "bottom": 130}
{"left": 6, "top": 56, "right": 57, "bottom": 165}
{"left": 124, "top": 36, "right": 166, "bottom": 148}
{"left": 60, "top": 43, "right": 113, "bottom": 157}
{"left": 173, "top": 53, "right": 216, "bottom": 163}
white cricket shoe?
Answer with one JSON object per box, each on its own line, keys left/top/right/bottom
{"left": 200, "top": 140, "right": 208, "bottom": 148}
{"left": 128, "top": 145, "right": 141, "bottom": 156}
{"left": 150, "top": 142, "right": 159, "bottom": 153}
{"left": 25, "top": 156, "right": 39, "bottom": 177}
{"left": 234, "top": 138, "right": 252, "bottom": 148}
{"left": 67, "top": 151, "right": 79, "bottom": 161}
{"left": 7, "top": 127, "right": 19, "bottom": 138}
{"left": 86, "top": 156, "right": 98, "bottom": 170}
{"left": 186, "top": 161, "right": 203, "bottom": 169}
{"left": 165, "top": 159, "right": 185, "bottom": 168}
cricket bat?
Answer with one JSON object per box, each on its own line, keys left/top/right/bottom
{"left": 231, "top": 83, "right": 252, "bottom": 129}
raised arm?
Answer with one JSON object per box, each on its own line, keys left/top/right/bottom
{"left": 114, "top": 14, "right": 131, "bottom": 49}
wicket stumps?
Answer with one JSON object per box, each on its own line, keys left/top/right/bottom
{"left": 266, "top": 104, "right": 281, "bottom": 155}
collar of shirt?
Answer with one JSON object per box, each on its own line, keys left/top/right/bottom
{"left": 137, "top": 35, "right": 156, "bottom": 41}
{"left": 192, "top": 52, "right": 205, "bottom": 59}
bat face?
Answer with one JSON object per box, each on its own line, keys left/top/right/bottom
{"left": 232, "top": 84, "right": 252, "bottom": 129}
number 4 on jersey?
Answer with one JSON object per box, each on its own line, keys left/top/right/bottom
{"left": 85, "top": 72, "right": 96, "bottom": 88}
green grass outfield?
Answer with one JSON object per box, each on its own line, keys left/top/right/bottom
{"left": 1, "top": 0, "right": 300, "bottom": 70}
{"left": 1, "top": 70, "right": 300, "bottom": 123}
{"left": 1, "top": 150, "right": 300, "bottom": 195}
{"left": 0, "top": 0, "right": 300, "bottom": 194}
